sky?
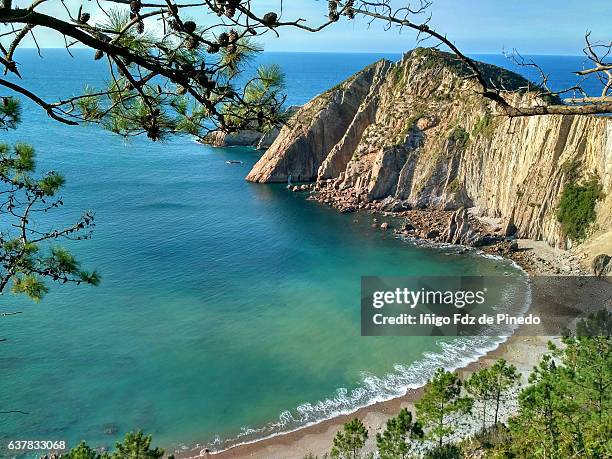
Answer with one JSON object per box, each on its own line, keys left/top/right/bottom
{"left": 12, "top": 0, "right": 612, "bottom": 55}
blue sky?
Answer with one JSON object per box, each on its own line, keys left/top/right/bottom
{"left": 254, "top": 0, "right": 611, "bottom": 54}
{"left": 25, "top": 0, "right": 612, "bottom": 55}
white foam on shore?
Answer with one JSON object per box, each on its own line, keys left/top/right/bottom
{"left": 178, "top": 248, "right": 532, "bottom": 457}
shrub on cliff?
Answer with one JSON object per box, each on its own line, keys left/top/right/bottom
{"left": 556, "top": 176, "right": 603, "bottom": 242}
{"left": 449, "top": 126, "right": 470, "bottom": 149}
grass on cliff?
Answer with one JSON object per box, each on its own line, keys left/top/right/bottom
{"left": 410, "top": 47, "right": 561, "bottom": 103}
{"left": 472, "top": 114, "right": 496, "bottom": 139}
{"left": 557, "top": 176, "right": 603, "bottom": 242}
{"left": 449, "top": 125, "right": 469, "bottom": 148}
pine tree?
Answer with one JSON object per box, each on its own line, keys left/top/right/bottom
{"left": 509, "top": 314, "right": 611, "bottom": 458}
{"left": 376, "top": 408, "right": 423, "bottom": 459}
{"left": 330, "top": 418, "right": 369, "bottom": 459}
{"left": 465, "top": 359, "right": 520, "bottom": 430}
{"left": 0, "top": 141, "right": 99, "bottom": 303}
{"left": 489, "top": 359, "right": 520, "bottom": 426}
{"left": 415, "top": 368, "right": 473, "bottom": 447}
{"left": 111, "top": 431, "right": 164, "bottom": 459}
{"left": 65, "top": 441, "right": 103, "bottom": 459}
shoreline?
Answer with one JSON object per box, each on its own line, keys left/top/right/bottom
{"left": 175, "top": 235, "right": 583, "bottom": 459}
{"left": 177, "top": 333, "right": 550, "bottom": 459}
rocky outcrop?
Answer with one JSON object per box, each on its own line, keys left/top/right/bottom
{"left": 247, "top": 48, "right": 612, "bottom": 254}
{"left": 205, "top": 130, "right": 269, "bottom": 148}
{"left": 592, "top": 254, "right": 612, "bottom": 277}
{"left": 203, "top": 107, "right": 299, "bottom": 149}
{"left": 246, "top": 60, "right": 393, "bottom": 182}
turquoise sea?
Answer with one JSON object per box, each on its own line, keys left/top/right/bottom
{"left": 0, "top": 51, "right": 591, "bottom": 456}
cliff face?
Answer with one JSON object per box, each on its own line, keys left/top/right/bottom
{"left": 247, "top": 48, "right": 612, "bottom": 251}
{"left": 246, "top": 59, "right": 392, "bottom": 182}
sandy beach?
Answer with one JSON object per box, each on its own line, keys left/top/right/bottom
{"left": 199, "top": 334, "right": 549, "bottom": 459}
{"left": 176, "top": 240, "right": 610, "bottom": 459}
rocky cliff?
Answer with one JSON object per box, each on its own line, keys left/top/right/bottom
{"left": 247, "top": 48, "right": 612, "bottom": 254}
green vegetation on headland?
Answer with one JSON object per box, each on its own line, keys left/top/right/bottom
{"left": 305, "top": 310, "right": 611, "bottom": 459}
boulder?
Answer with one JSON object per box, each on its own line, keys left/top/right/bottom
{"left": 443, "top": 208, "right": 476, "bottom": 245}
{"left": 591, "top": 254, "right": 611, "bottom": 277}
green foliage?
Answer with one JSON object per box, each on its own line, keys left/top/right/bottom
{"left": 575, "top": 309, "right": 612, "bottom": 337}
{"left": 111, "top": 431, "right": 164, "bottom": 459}
{"left": 447, "top": 178, "right": 462, "bottom": 194}
{"left": 1, "top": 143, "right": 98, "bottom": 302}
{"left": 449, "top": 126, "right": 469, "bottom": 148}
{"left": 64, "top": 432, "right": 167, "bottom": 459}
{"left": 0, "top": 96, "right": 21, "bottom": 129}
{"left": 65, "top": 441, "right": 104, "bottom": 459}
{"left": 424, "top": 443, "right": 463, "bottom": 459}
{"left": 508, "top": 333, "right": 611, "bottom": 458}
{"left": 330, "top": 418, "right": 369, "bottom": 459}
{"left": 410, "top": 48, "right": 551, "bottom": 99}
{"left": 556, "top": 176, "right": 603, "bottom": 243}
{"left": 222, "top": 64, "right": 287, "bottom": 133}
{"left": 560, "top": 158, "right": 581, "bottom": 182}
{"left": 101, "top": 9, "right": 156, "bottom": 54}
{"left": 460, "top": 424, "right": 514, "bottom": 458}
{"left": 376, "top": 408, "right": 423, "bottom": 459}
{"left": 219, "top": 37, "right": 262, "bottom": 77}
{"left": 465, "top": 359, "right": 520, "bottom": 429}
{"left": 472, "top": 114, "right": 496, "bottom": 139}
{"left": 416, "top": 369, "right": 473, "bottom": 447}
{"left": 392, "top": 63, "right": 404, "bottom": 86}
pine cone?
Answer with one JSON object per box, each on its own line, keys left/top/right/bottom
{"left": 136, "top": 21, "right": 145, "bottom": 34}
{"left": 227, "top": 43, "right": 237, "bottom": 54}
{"left": 207, "top": 43, "right": 220, "bottom": 54}
{"left": 94, "top": 50, "right": 104, "bottom": 60}
{"left": 225, "top": 6, "right": 236, "bottom": 18}
{"left": 147, "top": 126, "right": 160, "bottom": 140}
{"left": 194, "top": 72, "right": 208, "bottom": 86}
{"left": 345, "top": 0, "right": 355, "bottom": 19}
{"left": 262, "top": 12, "right": 278, "bottom": 27}
{"left": 229, "top": 29, "right": 239, "bottom": 42}
{"left": 79, "top": 12, "right": 90, "bottom": 23}
{"left": 183, "top": 21, "right": 197, "bottom": 33}
{"left": 218, "top": 32, "right": 229, "bottom": 46}
{"left": 129, "top": 0, "right": 141, "bottom": 13}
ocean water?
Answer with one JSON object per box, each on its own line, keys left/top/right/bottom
{"left": 0, "top": 50, "right": 587, "bottom": 456}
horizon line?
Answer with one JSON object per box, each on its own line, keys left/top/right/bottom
{"left": 17, "top": 47, "right": 585, "bottom": 58}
